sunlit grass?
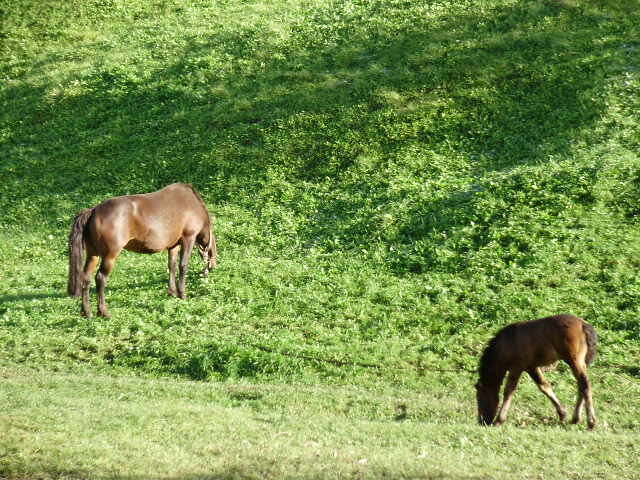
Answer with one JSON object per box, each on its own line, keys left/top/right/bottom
{"left": 2, "top": 0, "right": 640, "bottom": 478}
{"left": 1, "top": 367, "right": 639, "bottom": 479}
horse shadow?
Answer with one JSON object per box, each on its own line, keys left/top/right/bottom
{"left": 0, "top": 278, "right": 169, "bottom": 307}
{"left": 0, "top": 292, "right": 66, "bottom": 304}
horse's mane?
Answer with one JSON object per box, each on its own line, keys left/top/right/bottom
{"left": 182, "top": 183, "right": 213, "bottom": 226}
{"left": 182, "top": 183, "right": 211, "bottom": 222}
{"left": 478, "top": 325, "right": 513, "bottom": 386}
{"left": 478, "top": 337, "right": 499, "bottom": 385}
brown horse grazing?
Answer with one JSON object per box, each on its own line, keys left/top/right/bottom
{"left": 476, "top": 314, "right": 597, "bottom": 429}
{"left": 67, "top": 183, "right": 217, "bottom": 318}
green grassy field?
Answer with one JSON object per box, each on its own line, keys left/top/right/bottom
{"left": 2, "top": 366, "right": 640, "bottom": 479}
{"left": 1, "top": 0, "right": 640, "bottom": 478}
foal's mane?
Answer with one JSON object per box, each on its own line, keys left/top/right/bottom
{"left": 478, "top": 325, "right": 513, "bottom": 386}
{"left": 478, "top": 337, "right": 499, "bottom": 385}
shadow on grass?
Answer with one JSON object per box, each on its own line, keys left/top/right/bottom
{"left": 619, "top": 365, "right": 640, "bottom": 378}
{"left": 0, "top": 292, "right": 66, "bottom": 303}
{"left": 0, "top": 277, "right": 175, "bottom": 306}
{"left": 0, "top": 0, "right": 631, "bottom": 271}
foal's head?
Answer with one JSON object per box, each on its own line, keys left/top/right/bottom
{"left": 475, "top": 381, "right": 500, "bottom": 425}
{"left": 475, "top": 333, "right": 506, "bottom": 425}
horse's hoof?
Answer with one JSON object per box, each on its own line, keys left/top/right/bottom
{"left": 168, "top": 289, "right": 177, "bottom": 297}
{"left": 98, "top": 311, "right": 111, "bottom": 319}
{"left": 82, "top": 311, "right": 92, "bottom": 318}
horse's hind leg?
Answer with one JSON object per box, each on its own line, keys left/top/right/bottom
{"left": 494, "top": 370, "right": 522, "bottom": 426}
{"left": 568, "top": 360, "right": 596, "bottom": 429}
{"left": 177, "top": 235, "right": 196, "bottom": 300}
{"left": 96, "top": 254, "right": 117, "bottom": 318}
{"left": 572, "top": 392, "right": 585, "bottom": 425}
{"left": 167, "top": 245, "right": 179, "bottom": 296}
{"left": 81, "top": 256, "right": 99, "bottom": 318}
{"left": 527, "top": 367, "right": 567, "bottom": 422}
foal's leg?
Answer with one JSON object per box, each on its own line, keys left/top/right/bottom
{"left": 572, "top": 394, "right": 585, "bottom": 425}
{"left": 177, "top": 235, "right": 196, "bottom": 300}
{"left": 167, "top": 245, "right": 179, "bottom": 296}
{"left": 81, "top": 256, "right": 99, "bottom": 318}
{"left": 494, "top": 370, "right": 522, "bottom": 426}
{"left": 96, "top": 254, "right": 117, "bottom": 318}
{"left": 527, "top": 367, "right": 567, "bottom": 422}
{"left": 568, "top": 360, "right": 596, "bottom": 429}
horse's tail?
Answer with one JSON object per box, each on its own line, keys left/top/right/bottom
{"left": 67, "top": 208, "right": 93, "bottom": 297}
{"left": 583, "top": 321, "right": 598, "bottom": 366}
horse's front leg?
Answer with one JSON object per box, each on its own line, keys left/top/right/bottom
{"left": 527, "top": 367, "right": 567, "bottom": 422}
{"left": 493, "top": 370, "right": 522, "bottom": 426}
{"left": 167, "top": 246, "right": 179, "bottom": 296}
{"left": 178, "top": 236, "right": 196, "bottom": 300}
{"left": 96, "top": 255, "right": 117, "bottom": 318}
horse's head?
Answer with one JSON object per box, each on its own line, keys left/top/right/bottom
{"left": 475, "top": 381, "right": 499, "bottom": 426}
{"left": 197, "top": 227, "right": 217, "bottom": 276}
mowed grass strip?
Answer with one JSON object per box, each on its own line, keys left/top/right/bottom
{"left": 1, "top": 367, "right": 639, "bottom": 480}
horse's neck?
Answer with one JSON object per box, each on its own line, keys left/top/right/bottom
{"left": 483, "top": 366, "right": 506, "bottom": 389}
{"left": 479, "top": 346, "right": 506, "bottom": 388}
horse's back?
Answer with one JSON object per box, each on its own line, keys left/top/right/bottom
{"left": 142, "top": 183, "right": 206, "bottom": 215}
{"left": 527, "top": 314, "right": 596, "bottom": 369}
{"left": 89, "top": 184, "right": 209, "bottom": 254}
{"left": 495, "top": 314, "right": 588, "bottom": 369}
{"left": 515, "top": 314, "right": 585, "bottom": 339}
{"left": 87, "top": 196, "right": 137, "bottom": 254}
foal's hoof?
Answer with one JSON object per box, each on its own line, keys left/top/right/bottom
{"left": 588, "top": 421, "right": 596, "bottom": 430}
{"left": 81, "top": 310, "right": 92, "bottom": 319}
{"left": 168, "top": 289, "right": 177, "bottom": 297}
{"left": 98, "top": 311, "right": 111, "bottom": 319}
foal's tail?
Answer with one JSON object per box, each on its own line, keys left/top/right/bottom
{"left": 583, "top": 321, "right": 598, "bottom": 366}
{"left": 67, "top": 208, "right": 93, "bottom": 297}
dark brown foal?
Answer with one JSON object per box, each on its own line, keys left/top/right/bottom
{"left": 68, "top": 183, "right": 217, "bottom": 317}
{"left": 476, "top": 314, "right": 597, "bottom": 429}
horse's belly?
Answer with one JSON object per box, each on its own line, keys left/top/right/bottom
{"left": 534, "top": 349, "right": 559, "bottom": 368}
{"left": 124, "top": 238, "right": 164, "bottom": 254}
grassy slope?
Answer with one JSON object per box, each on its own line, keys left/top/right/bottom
{"left": 1, "top": 0, "right": 640, "bottom": 477}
